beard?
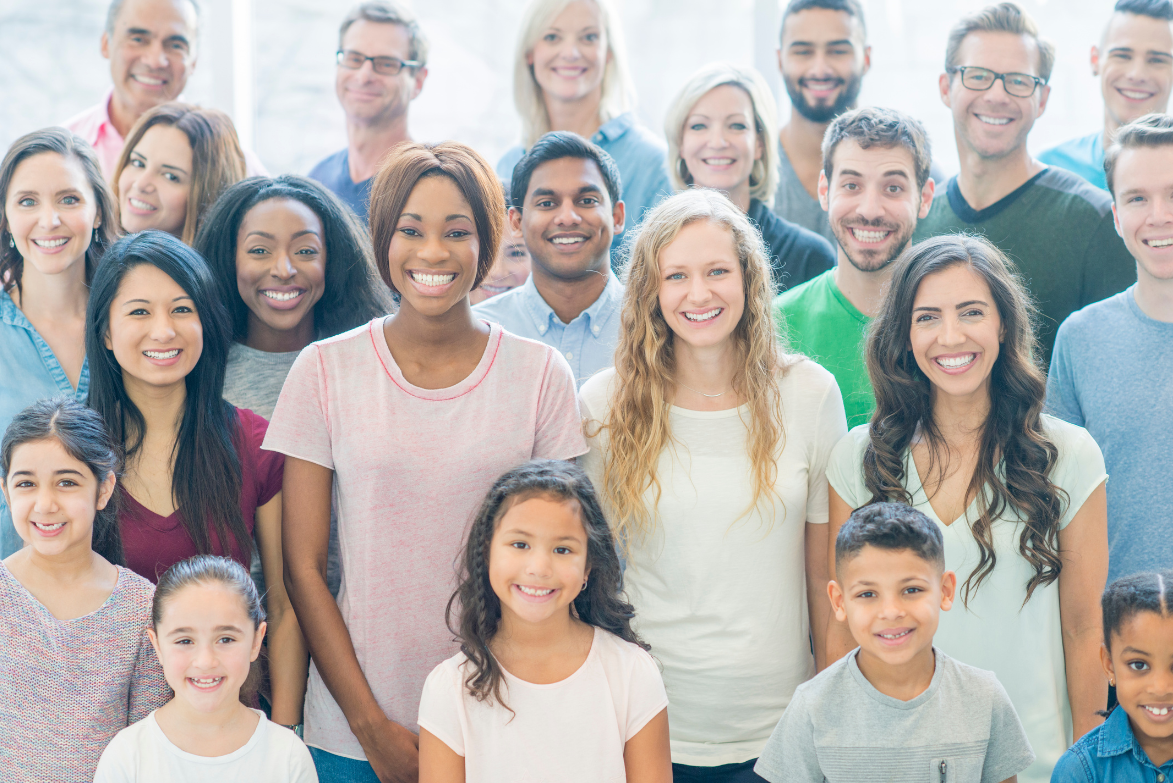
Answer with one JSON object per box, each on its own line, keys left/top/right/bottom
{"left": 832, "top": 215, "right": 916, "bottom": 273}
{"left": 784, "top": 72, "right": 864, "bottom": 124}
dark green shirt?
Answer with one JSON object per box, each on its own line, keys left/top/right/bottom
{"left": 912, "top": 168, "right": 1136, "bottom": 364}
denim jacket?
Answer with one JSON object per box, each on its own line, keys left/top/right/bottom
{"left": 1052, "top": 706, "right": 1173, "bottom": 782}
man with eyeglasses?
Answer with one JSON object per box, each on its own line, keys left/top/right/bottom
{"left": 913, "top": 1, "right": 1136, "bottom": 365}
{"left": 308, "top": 1, "right": 428, "bottom": 222}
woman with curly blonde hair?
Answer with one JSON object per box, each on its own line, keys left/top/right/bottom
{"left": 579, "top": 188, "right": 847, "bottom": 781}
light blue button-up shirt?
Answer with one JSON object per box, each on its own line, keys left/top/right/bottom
{"left": 0, "top": 288, "right": 89, "bottom": 557}
{"left": 473, "top": 273, "right": 624, "bottom": 388}
{"left": 1052, "top": 702, "right": 1173, "bottom": 782}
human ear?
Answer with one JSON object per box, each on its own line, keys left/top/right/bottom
{"left": 919, "top": 178, "right": 935, "bottom": 219}
{"left": 1113, "top": 203, "right": 1123, "bottom": 239}
{"left": 101, "top": 31, "right": 111, "bottom": 60}
{"left": 250, "top": 621, "right": 268, "bottom": 662}
{"left": 828, "top": 580, "right": 847, "bottom": 622}
{"left": 508, "top": 206, "right": 524, "bottom": 236}
{"left": 95, "top": 470, "right": 117, "bottom": 511}
{"left": 612, "top": 199, "right": 626, "bottom": 236}
{"left": 939, "top": 72, "right": 952, "bottom": 108}
{"left": 104, "top": 326, "right": 113, "bottom": 351}
{"left": 146, "top": 627, "right": 163, "bottom": 664}
{"left": 939, "top": 570, "right": 957, "bottom": 611}
{"left": 1036, "top": 83, "right": 1051, "bottom": 117}
{"left": 817, "top": 170, "right": 830, "bottom": 211}
{"left": 1100, "top": 642, "right": 1116, "bottom": 685}
{"left": 1090, "top": 44, "right": 1101, "bottom": 77}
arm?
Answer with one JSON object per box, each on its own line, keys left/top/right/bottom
{"left": 623, "top": 708, "right": 671, "bottom": 783}
{"left": 254, "top": 491, "right": 309, "bottom": 725}
{"left": 283, "top": 457, "right": 419, "bottom": 783}
{"left": 1058, "top": 481, "right": 1109, "bottom": 741}
{"left": 824, "top": 486, "right": 857, "bottom": 665}
{"left": 804, "top": 522, "right": 831, "bottom": 671}
{"left": 1045, "top": 328, "right": 1085, "bottom": 426}
{"left": 418, "top": 728, "right": 464, "bottom": 783}
{"left": 128, "top": 624, "right": 171, "bottom": 723}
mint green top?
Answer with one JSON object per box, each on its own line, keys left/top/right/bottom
{"left": 774, "top": 269, "right": 874, "bottom": 428}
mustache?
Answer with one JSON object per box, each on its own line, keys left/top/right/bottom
{"left": 841, "top": 217, "right": 901, "bottom": 232}
{"left": 798, "top": 76, "right": 846, "bottom": 89}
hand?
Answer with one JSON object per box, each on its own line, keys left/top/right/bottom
{"left": 355, "top": 715, "right": 420, "bottom": 783}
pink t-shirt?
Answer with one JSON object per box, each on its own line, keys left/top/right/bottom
{"left": 262, "top": 318, "right": 587, "bottom": 760}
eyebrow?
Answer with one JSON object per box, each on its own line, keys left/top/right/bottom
{"left": 530, "top": 184, "right": 604, "bottom": 198}
{"left": 122, "top": 295, "right": 194, "bottom": 305}
{"left": 245, "top": 230, "right": 320, "bottom": 241}
{"left": 788, "top": 38, "right": 854, "bottom": 48}
{"left": 125, "top": 26, "right": 190, "bottom": 46}
{"left": 129, "top": 151, "right": 190, "bottom": 176}
{"left": 1108, "top": 46, "right": 1172, "bottom": 57}
{"left": 913, "top": 299, "right": 988, "bottom": 312}
{"left": 8, "top": 468, "right": 84, "bottom": 478}
{"left": 13, "top": 188, "right": 84, "bottom": 199}
{"left": 399, "top": 212, "right": 472, "bottom": 222}
{"left": 167, "top": 624, "right": 244, "bottom": 636}
{"left": 1121, "top": 645, "right": 1152, "bottom": 656}
{"left": 838, "top": 168, "right": 911, "bottom": 180}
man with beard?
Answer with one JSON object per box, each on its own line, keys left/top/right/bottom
{"left": 913, "top": 2, "right": 1135, "bottom": 365}
{"left": 775, "top": 107, "right": 933, "bottom": 427}
{"left": 775, "top": 0, "right": 870, "bottom": 245}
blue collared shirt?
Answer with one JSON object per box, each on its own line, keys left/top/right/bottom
{"left": 1052, "top": 705, "right": 1173, "bottom": 782}
{"left": 0, "top": 288, "right": 89, "bottom": 557}
{"left": 473, "top": 273, "right": 623, "bottom": 388}
{"left": 1039, "top": 132, "right": 1107, "bottom": 191}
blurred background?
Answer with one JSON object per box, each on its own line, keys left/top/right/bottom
{"left": 0, "top": 0, "right": 1106, "bottom": 178}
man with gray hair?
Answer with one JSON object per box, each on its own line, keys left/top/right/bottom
{"left": 308, "top": 1, "right": 429, "bottom": 222}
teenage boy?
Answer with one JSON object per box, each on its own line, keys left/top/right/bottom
{"left": 474, "top": 132, "right": 625, "bottom": 388}
{"left": 309, "top": 1, "right": 428, "bottom": 221}
{"left": 1048, "top": 114, "right": 1173, "bottom": 584}
{"left": 775, "top": 107, "right": 933, "bottom": 428}
{"left": 913, "top": 1, "right": 1136, "bottom": 365}
{"left": 1040, "top": 0, "right": 1173, "bottom": 190}
{"left": 754, "top": 503, "right": 1035, "bottom": 783}
{"left": 775, "top": 0, "right": 870, "bottom": 245}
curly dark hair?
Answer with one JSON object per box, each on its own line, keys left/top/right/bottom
{"left": 446, "top": 459, "right": 647, "bottom": 712}
{"left": 862, "top": 234, "right": 1067, "bottom": 606}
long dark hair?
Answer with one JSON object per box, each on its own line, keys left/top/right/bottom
{"left": 0, "top": 397, "right": 124, "bottom": 565}
{"left": 862, "top": 234, "right": 1065, "bottom": 606}
{"left": 85, "top": 230, "right": 251, "bottom": 563}
{"left": 446, "top": 459, "right": 647, "bottom": 711}
{"left": 0, "top": 127, "right": 120, "bottom": 298}
{"left": 194, "top": 175, "right": 393, "bottom": 342}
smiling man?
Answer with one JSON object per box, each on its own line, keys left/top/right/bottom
{"left": 912, "top": 2, "right": 1136, "bottom": 365}
{"left": 473, "top": 132, "right": 624, "bottom": 388}
{"left": 1040, "top": 0, "right": 1173, "bottom": 190}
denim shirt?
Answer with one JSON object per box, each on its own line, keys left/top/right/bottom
{"left": 0, "top": 288, "right": 89, "bottom": 556}
{"left": 1052, "top": 705, "right": 1173, "bottom": 782}
{"left": 472, "top": 273, "right": 623, "bottom": 389}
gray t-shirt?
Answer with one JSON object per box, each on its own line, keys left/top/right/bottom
{"left": 223, "top": 342, "right": 302, "bottom": 420}
{"left": 754, "top": 649, "right": 1033, "bottom": 783}
{"left": 774, "top": 146, "right": 835, "bottom": 246}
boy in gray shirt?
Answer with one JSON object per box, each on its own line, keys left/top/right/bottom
{"left": 755, "top": 503, "right": 1034, "bottom": 783}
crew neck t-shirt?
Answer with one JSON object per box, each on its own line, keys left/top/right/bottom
{"left": 223, "top": 342, "right": 302, "bottom": 420}
{"left": 94, "top": 709, "right": 317, "bottom": 782}
{"left": 827, "top": 416, "right": 1107, "bottom": 783}
{"left": 1039, "top": 132, "right": 1106, "bottom": 191}
{"left": 1047, "top": 286, "right": 1173, "bottom": 582}
{"left": 773, "top": 145, "right": 834, "bottom": 246}
{"left": 262, "top": 318, "right": 588, "bottom": 760}
{"left": 912, "top": 168, "right": 1135, "bottom": 364}
{"left": 308, "top": 149, "right": 372, "bottom": 223}
{"left": 418, "top": 626, "right": 668, "bottom": 783}
{"left": 579, "top": 359, "right": 847, "bottom": 766}
{"left": 118, "top": 407, "right": 283, "bottom": 583}
{"left": 746, "top": 198, "right": 835, "bottom": 292}
{"left": 754, "top": 648, "right": 1034, "bottom": 783}
{"left": 774, "top": 270, "right": 873, "bottom": 428}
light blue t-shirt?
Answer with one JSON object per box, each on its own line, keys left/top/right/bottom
{"left": 473, "top": 273, "right": 623, "bottom": 389}
{"left": 1038, "top": 132, "right": 1107, "bottom": 191}
{"left": 308, "top": 148, "right": 373, "bottom": 223}
{"left": 1046, "top": 285, "right": 1173, "bottom": 582}
{"left": 0, "top": 288, "right": 89, "bottom": 557}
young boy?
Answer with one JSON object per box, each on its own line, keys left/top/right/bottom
{"left": 754, "top": 502, "right": 1035, "bottom": 783}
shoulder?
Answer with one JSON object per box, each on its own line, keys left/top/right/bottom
{"left": 1058, "top": 291, "right": 1132, "bottom": 339}
{"left": 114, "top": 566, "right": 159, "bottom": 610}
{"left": 1051, "top": 723, "right": 1101, "bottom": 781}
{"left": 472, "top": 287, "right": 527, "bottom": 321}
{"left": 935, "top": 651, "right": 1005, "bottom": 698}
{"left": 779, "top": 355, "right": 839, "bottom": 396}
{"left": 1036, "top": 167, "right": 1113, "bottom": 218}
{"left": 308, "top": 149, "right": 347, "bottom": 179}
{"left": 753, "top": 201, "right": 834, "bottom": 253}
{"left": 791, "top": 653, "right": 853, "bottom": 705}
{"left": 102, "top": 711, "right": 156, "bottom": 753}
{"left": 579, "top": 366, "right": 620, "bottom": 419}
{"left": 497, "top": 145, "right": 525, "bottom": 179}
{"left": 1040, "top": 413, "right": 1101, "bottom": 457}
{"left": 595, "top": 628, "right": 657, "bottom": 669}
{"left": 775, "top": 271, "right": 828, "bottom": 310}
{"left": 233, "top": 406, "right": 270, "bottom": 442}
{"left": 422, "top": 652, "right": 470, "bottom": 698}
{"left": 495, "top": 327, "right": 558, "bottom": 367}
{"left": 612, "top": 115, "right": 668, "bottom": 154}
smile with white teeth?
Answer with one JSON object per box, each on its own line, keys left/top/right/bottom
{"left": 702, "top": 157, "right": 736, "bottom": 165}
{"left": 32, "top": 520, "right": 66, "bottom": 532}
{"left": 517, "top": 585, "right": 554, "bottom": 596}
{"left": 850, "top": 227, "right": 890, "bottom": 243}
{"left": 129, "top": 197, "right": 157, "bottom": 211}
{"left": 144, "top": 349, "right": 179, "bottom": 359}
{"left": 32, "top": 237, "right": 69, "bottom": 248}
{"left": 935, "top": 353, "right": 976, "bottom": 369}
{"left": 878, "top": 629, "right": 911, "bottom": 640}
{"left": 683, "top": 308, "right": 722, "bottom": 322}
{"left": 481, "top": 283, "right": 513, "bottom": 294}
{"left": 1144, "top": 705, "right": 1172, "bottom": 716}
{"left": 1147, "top": 237, "right": 1173, "bottom": 248}
{"left": 1119, "top": 88, "right": 1154, "bottom": 100}
{"left": 976, "top": 115, "right": 1011, "bottom": 126}
{"left": 189, "top": 677, "right": 224, "bottom": 689}
{"left": 132, "top": 74, "right": 165, "bottom": 86}
{"left": 550, "top": 236, "right": 586, "bottom": 245}
{"left": 261, "top": 289, "right": 303, "bottom": 301}
{"left": 409, "top": 271, "right": 456, "bottom": 286}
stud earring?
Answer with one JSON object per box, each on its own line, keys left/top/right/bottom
{"left": 1109, "top": 678, "right": 1116, "bottom": 687}
{"left": 7, "top": 236, "right": 12, "bottom": 248}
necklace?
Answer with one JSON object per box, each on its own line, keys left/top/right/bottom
{"left": 676, "top": 381, "right": 728, "bottom": 398}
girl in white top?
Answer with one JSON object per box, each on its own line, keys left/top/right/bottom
{"left": 95, "top": 555, "right": 316, "bottom": 782}
{"left": 579, "top": 188, "right": 847, "bottom": 777}
{"left": 824, "top": 234, "right": 1109, "bottom": 783}
{"left": 418, "top": 459, "right": 670, "bottom": 783}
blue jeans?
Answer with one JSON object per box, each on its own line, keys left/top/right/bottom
{"left": 673, "top": 759, "right": 767, "bottom": 783}
{"left": 309, "top": 747, "right": 381, "bottom": 783}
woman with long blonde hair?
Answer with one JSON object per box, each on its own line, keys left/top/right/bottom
{"left": 499, "top": 0, "right": 669, "bottom": 254}
{"left": 579, "top": 188, "right": 847, "bottom": 782}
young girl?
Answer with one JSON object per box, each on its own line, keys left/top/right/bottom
{"left": 85, "top": 230, "right": 306, "bottom": 729}
{"left": 418, "top": 459, "right": 671, "bottom": 783}
{"left": 95, "top": 556, "right": 317, "bottom": 781}
{"left": 0, "top": 398, "right": 168, "bottom": 782}
{"left": 1052, "top": 571, "right": 1173, "bottom": 781}
{"left": 469, "top": 192, "right": 531, "bottom": 306}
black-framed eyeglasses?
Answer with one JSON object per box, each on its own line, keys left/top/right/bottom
{"left": 948, "top": 66, "right": 1045, "bottom": 98}
{"left": 336, "top": 49, "right": 420, "bottom": 75}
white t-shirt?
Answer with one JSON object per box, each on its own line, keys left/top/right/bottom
{"left": 417, "top": 626, "right": 668, "bottom": 783}
{"left": 93, "top": 709, "right": 317, "bottom": 782}
{"left": 579, "top": 359, "right": 847, "bottom": 766}
{"left": 826, "top": 415, "right": 1107, "bottom": 783}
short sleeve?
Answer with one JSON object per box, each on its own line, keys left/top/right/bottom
{"left": 1045, "top": 417, "right": 1108, "bottom": 529}
{"left": 622, "top": 646, "right": 669, "bottom": 742}
{"left": 92, "top": 728, "right": 134, "bottom": 783}
{"left": 1045, "top": 324, "right": 1085, "bottom": 427}
{"left": 825, "top": 426, "right": 871, "bottom": 510}
{"left": 278, "top": 724, "right": 320, "bottom": 782}
{"left": 237, "top": 408, "right": 284, "bottom": 507}
{"left": 1049, "top": 745, "right": 1093, "bottom": 783}
{"left": 263, "top": 345, "right": 335, "bottom": 470}
{"left": 532, "top": 349, "right": 589, "bottom": 461}
{"left": 805, "top": 369, "right": 848, "bottom": 525}
{"left": 128, "top": 624, "right": 170, "bottom": 723}
{"left": 979, "top": 675, "right": 1035, "bottom": 783}
{"left": 417, "top": 660, "right": 466, "bottom": 757}
{"left": 751, "top": 688, "right": 823, "bottom": 783}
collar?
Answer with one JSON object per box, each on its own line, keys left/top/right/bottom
{"left": 519, "top": 272, "right": 622, "bottom": 336}
{"left": 1095, "top": 704, "right": 1173, "bottom": 771}
{"left": 0, "top": 287, "right": 27, "bottom": 328}
{"left": 945, "top": 169, "right": 1047, "bottom": 223}
{"left": 592, "top": 112, "right": 635, "bottom": 144}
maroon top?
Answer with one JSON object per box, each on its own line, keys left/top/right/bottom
{"left": 119, "top": 407, "right": 285, "bottom": 583}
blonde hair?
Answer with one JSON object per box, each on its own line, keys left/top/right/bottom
{"left": 512, "top": 0, "right": 635, "bottom": 148}
{"left": 664, "top": 62, "right": 780, "bottom": 207}
{"left": 601, "top": 188, "right": 789, "bottom": 545}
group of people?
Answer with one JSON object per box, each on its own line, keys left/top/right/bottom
{"left": 1, "top": 0, "right": 1172, "bottom": 781}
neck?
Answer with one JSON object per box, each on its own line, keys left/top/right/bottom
{"left": 347, "top": 111, "right": 411, "bottom": 184}
{"left": 1102, "top": 109, "right": 1122, "bottom": 154}
{"left": 162, "top": 685, "right": 254, "bottom": 735}
{"left": 544, "top": 92, "right": 603, "bottom": 139}
{"left": 671, "top": 337, "right": 739, "bottom": 401}
{"left": 106, "top": 91, "right": 138, "bottom": 140}
{"left": 832, "top": 252, "right": 897, "bottom": 318}
{"left": 385, "top": 297, "right": 485, "bottom": 349}
{"left": 929, "top": 383, "right": 991, "bottom": 446}
{"left": 854, "top": 646, "right": 936, "bottom": 702}
{"left": 721, "top": 180, "right": 752, "bottom": 213}
{"left": 124, "top": 374, "right": 188, "bottom": 441}
{"left": 14, "top": 260, "right": 89, "bottom": 319}
{"left": 954, "top": 140, "right": 1041, "bottom": 212}
{"left": 1132, "top": 266, "right": 1173, "bottom": 322}
{"left": 781, "top": 114, "right": 831, "bottom": 160}
{"left": 244, "top": 313, "right": 316, "bottom": 353}
{"left": 531, "top": 260, "right": 609, "bottom": 324}
{"left": 495, "top": 606, "right": 580, "bottom": 657}
{"left": 17, "top": 542, "right": 105, "bottom": 585}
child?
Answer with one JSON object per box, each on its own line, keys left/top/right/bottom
{"left": 1051, "top": 571, "right": 1173, "bottom": 780}
{"left": 0, "top": 398, "right": 169, "bottom": 783}
{"left": 754, "top": 502, "right": 1035, "bottom": 783}
{"left": 94, "top": 555, "right": 316, "bottom": 781}
{"left": 417, "top": 459, "right": 671, "bottom": 783}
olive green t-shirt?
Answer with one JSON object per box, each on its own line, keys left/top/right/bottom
{"left": 774, "top": 269, "right": 874, "bottom": 428}
{"left": 912, "top": 168, "right": 1136, "bottom": 365}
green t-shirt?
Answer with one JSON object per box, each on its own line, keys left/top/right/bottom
{"left": 774, "top": 269, "right": 874, "bottom": 428}
{"left": 912, "top": 168, "right": 1136, "bottom": 365}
